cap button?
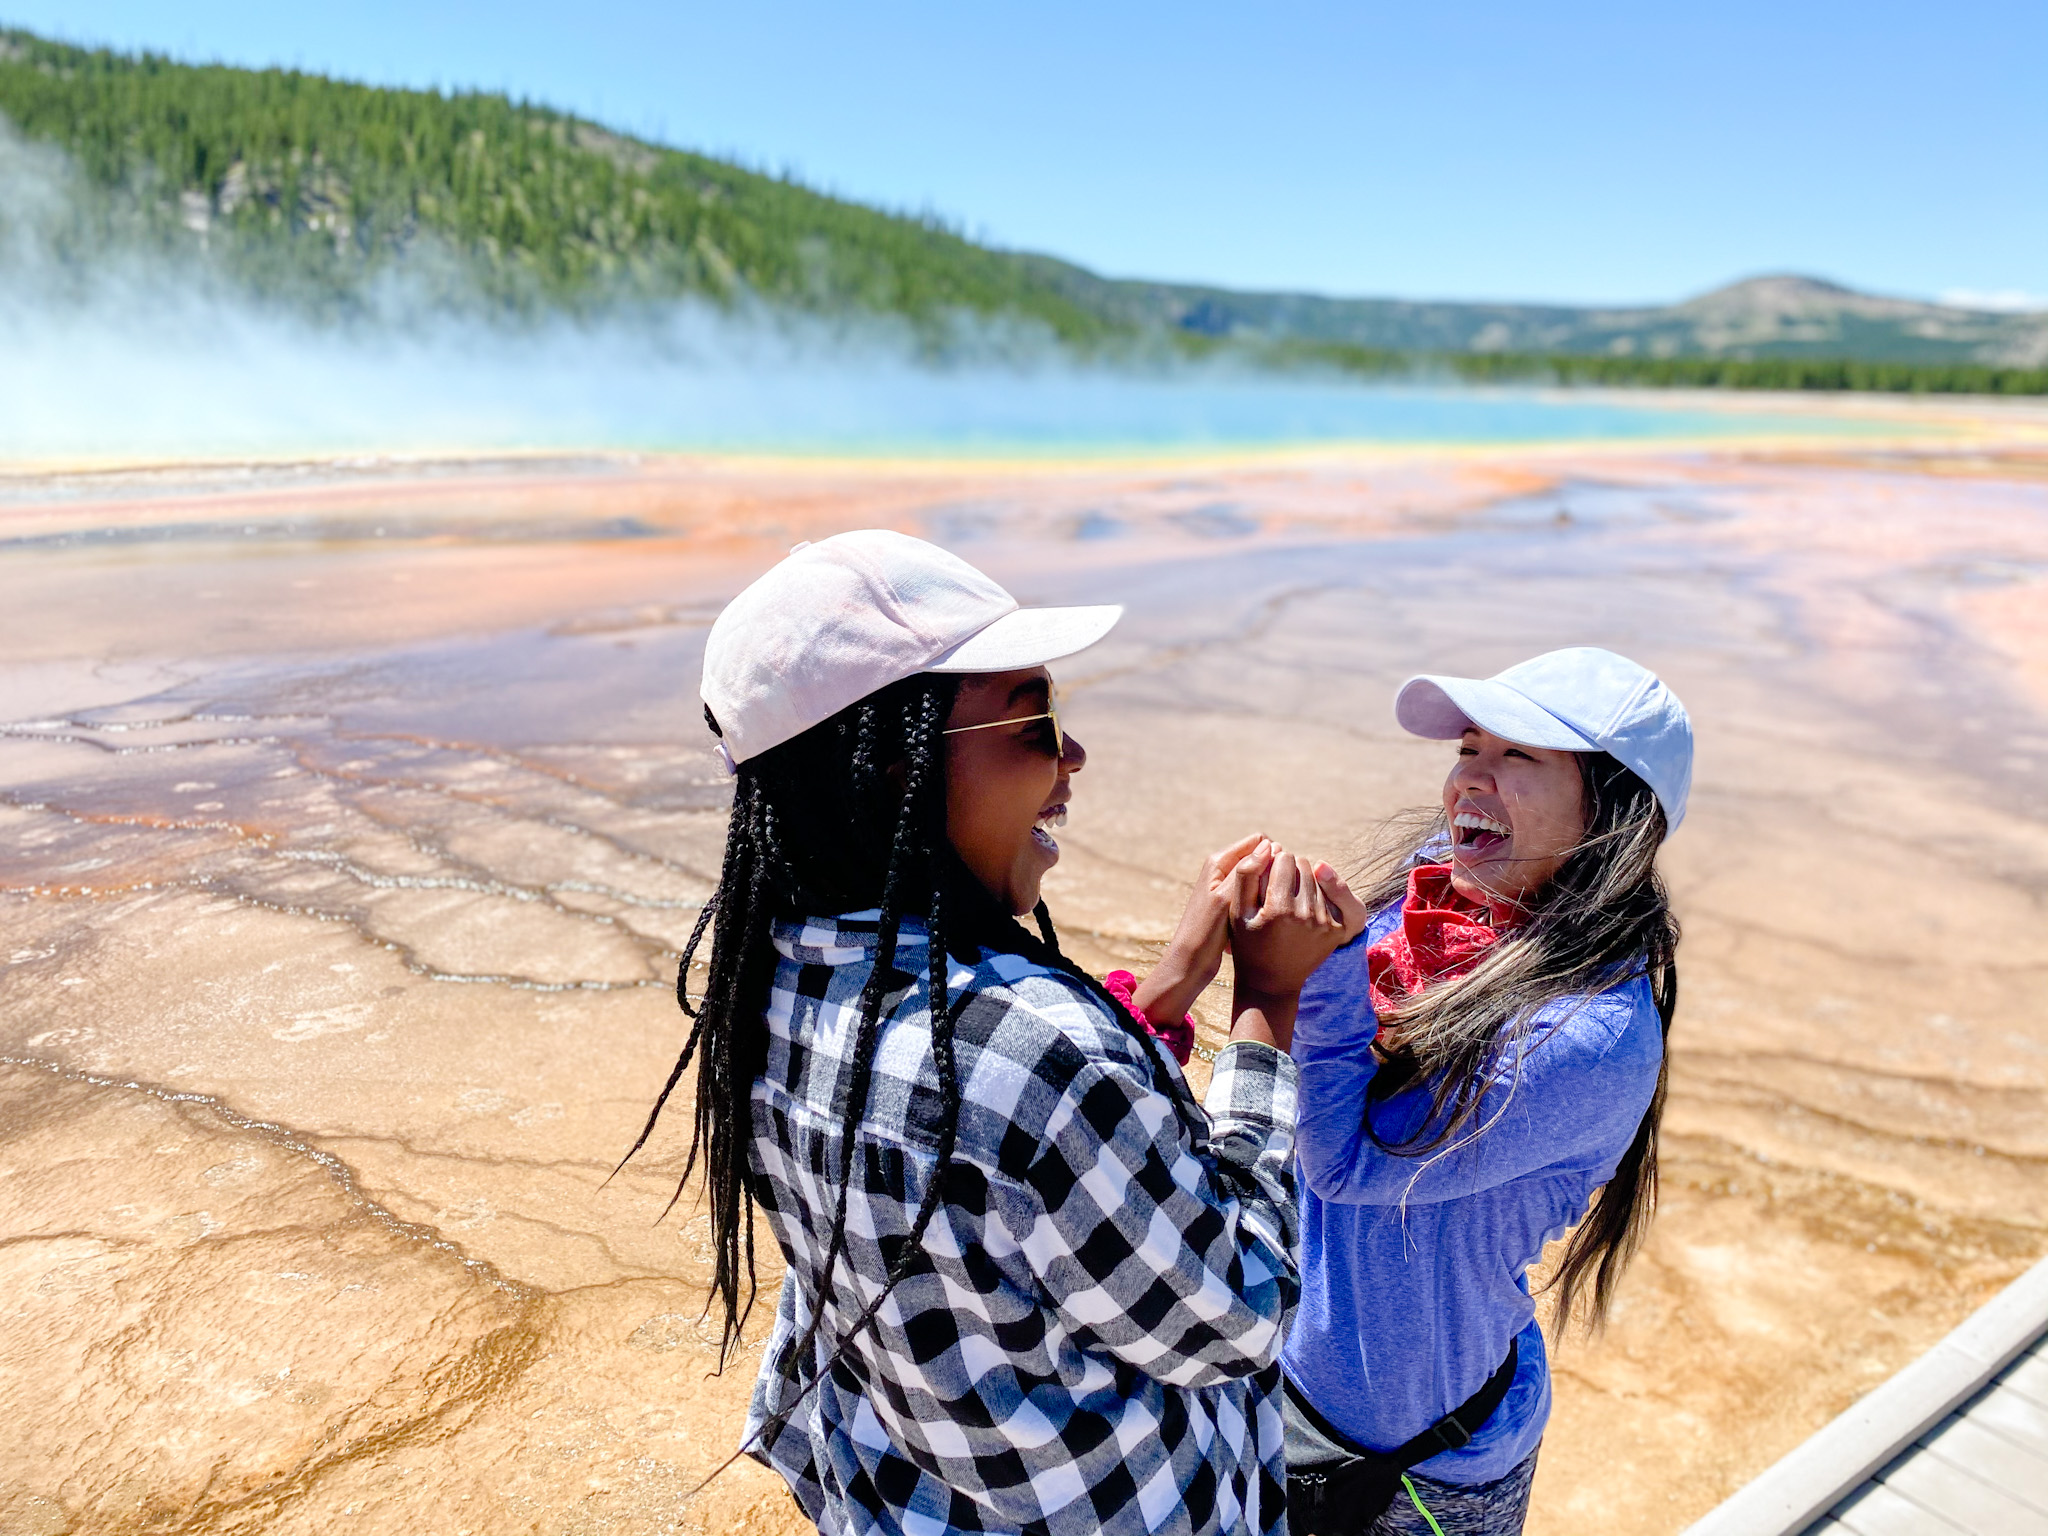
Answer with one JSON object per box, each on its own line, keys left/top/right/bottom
{"left": 789, "top": 541, "right": 812, "bottom": 554}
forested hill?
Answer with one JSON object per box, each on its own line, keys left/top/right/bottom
{"left": 3, "top": 25, "right": 2045, "bottom": 388}
{"left": 0, "top": 26, "right": 1118, "bottom": 339}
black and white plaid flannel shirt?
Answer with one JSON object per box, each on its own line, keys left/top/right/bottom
{"left": 743, "top": 912, "right": 1301, "bottom": 1536}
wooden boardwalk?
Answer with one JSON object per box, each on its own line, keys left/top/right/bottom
{"left": 1686, "top": 1256, "right": 2048, "bottom": 1536}
{"left": 1812, "top": 1331, "right": 2048, "bottom": 1535}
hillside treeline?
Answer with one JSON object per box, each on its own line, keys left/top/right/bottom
{"left": 0, "top": 26, "right": 1111, "bottom": 339}
{"left": 1286, "top": 342, "right": 2048, "bottom": 397}
{"left": 1459, "top": 352, "right": 2048, "bottom": 396}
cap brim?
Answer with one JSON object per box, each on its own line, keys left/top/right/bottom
{"left": 1394, "top": 675, "right": 1599, "bottom": 751}
{"left": 926, "top": 604, "right": 1123, "bottom": 673}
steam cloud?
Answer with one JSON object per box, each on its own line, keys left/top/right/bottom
{"left": 0, "top": 128, "right": 1824, "bottom": 464}
{"left": 0, "top": 126, "right": 1088, "bottom": 461}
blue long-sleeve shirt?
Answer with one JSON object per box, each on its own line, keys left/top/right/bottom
{"left": 1281, "top": 902, "right": 1664, "bottom": 1484}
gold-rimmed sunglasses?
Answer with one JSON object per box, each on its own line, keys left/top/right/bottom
{"left": 940, "top": 685, "right": 1064, "bottom": 754}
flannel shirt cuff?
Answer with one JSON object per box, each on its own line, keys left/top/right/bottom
{"left": 1203, "top": 1039, "right": 1299, "bottom": 1144}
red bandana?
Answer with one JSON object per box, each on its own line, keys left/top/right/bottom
{"left": 1366, "top": 864, "right": 1504, "bottom": 1018}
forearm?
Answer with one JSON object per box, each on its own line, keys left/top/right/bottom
{"left": 1287, "top": 985, "right": 1405, "bottom": 1201}
{"left": 1293, "top": 1038, "right": 1597, "bottom": 1205}
{"left": 1229, "top": 981, "right": 1300, "bottom": 1054}
{"left": 1133, "top": 936, "right": 1221, "bottom": 1026}
{"left": 1291, "top": 1045, "right": 1396, "bottom": 1201}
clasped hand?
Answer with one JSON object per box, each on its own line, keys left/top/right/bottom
{"left": 1132, "top": 834, "right": 1365, "bottom": 1053}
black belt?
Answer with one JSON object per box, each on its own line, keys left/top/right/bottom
{"left": 1285, "top": 1338, "right": 1519, "bottom": 1536}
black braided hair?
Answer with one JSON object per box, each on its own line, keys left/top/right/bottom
{"left": 617, "top": 671, "right": 1202, "bottom": 1397}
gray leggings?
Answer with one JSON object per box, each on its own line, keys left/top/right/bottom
{"left": 1368, "top": 1446, "right": 1540, "bottom": 1536}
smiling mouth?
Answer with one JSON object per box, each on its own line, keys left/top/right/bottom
{"left": 1453, "top": 809, "right": 1510, "bottom": 856}
{"left": 1032, "top": 803, "right": 1067, "bottom": 854}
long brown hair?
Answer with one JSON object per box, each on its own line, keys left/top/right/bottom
{"left": 1355, "top": 752, "right": 1679, "bottom": 1331}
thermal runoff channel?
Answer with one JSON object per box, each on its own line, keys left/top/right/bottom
{"left": 4, "top": 443, "right": 2047, "bottom": 1533}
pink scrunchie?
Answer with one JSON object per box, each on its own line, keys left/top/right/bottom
{"left": 1103, "top": 970, "right": 1196, "bottom": 1066}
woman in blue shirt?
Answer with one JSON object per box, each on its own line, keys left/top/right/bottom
{"left": 1283, "top": 647, "right": 1692, "bottom": 1536}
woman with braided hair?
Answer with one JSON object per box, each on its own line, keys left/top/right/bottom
{"left": 625, "top": 531, "right": 1362, "bottom": 1536}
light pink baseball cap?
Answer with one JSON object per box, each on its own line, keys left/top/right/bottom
{"left": 701, "top": 529, "right": 1122, "bottom": 766}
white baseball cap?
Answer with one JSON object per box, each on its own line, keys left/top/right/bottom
{"left": 1394, "top": 647, "right": 1694, "bottom": 834}
{"left": 701, "top": 529, "right": 1122, "bottom": 766}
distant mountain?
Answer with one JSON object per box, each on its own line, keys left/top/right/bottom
{"left": 1069, "top": 272, "right": 2048, "bottom": 368}
{"left": 2, "top": 25, "right": 2044, "bottom": 375}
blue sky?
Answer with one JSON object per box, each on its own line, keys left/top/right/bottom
{"left": 3, "top": 0, "right": 2042, "bottom": 308}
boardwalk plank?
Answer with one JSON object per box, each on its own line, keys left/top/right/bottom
{"left": 2003, "top": 1342, "right": 2048, "bottom": 1409}
{"left": 1969, "top": 1383, "right": 2048, "bottom": 1450}
{"left": 1921, "top": 1415, "right": 2048, "bottom": 1510}
{"left": 1881, "top": 1447, "right": 2048, "bottom": 1536}
{"left": 1830, "top": 1480, "right": 1972, "bottom": 1536}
